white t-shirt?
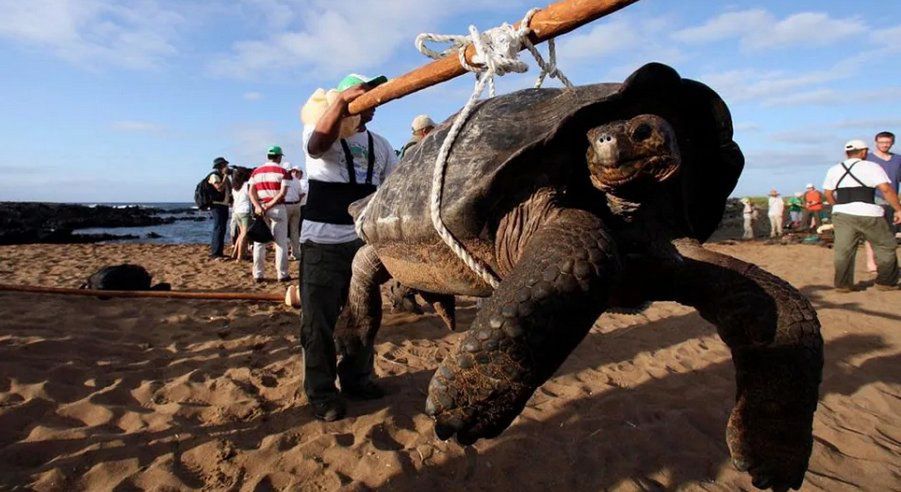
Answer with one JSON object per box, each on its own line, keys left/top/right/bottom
{"left": 284, "top": 178, "right": 305, "bottom": 203}
{"left": 299, "top": 177, "right": 309, "bottom": 206}
{"left": 767, "top": 196, "right": 784, "bottom": 216}
{"left": 232, "top": 182, "right": 252, "bottom": 215}
{"left": 301, "top": 126, "right": 399, "bottom": 244}
{"left": 823, "top": 159, "right": 890, "bottom": 217}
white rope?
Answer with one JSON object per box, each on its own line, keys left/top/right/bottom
{"left": 413, "top": 8, "right": 574, "bottom": 288}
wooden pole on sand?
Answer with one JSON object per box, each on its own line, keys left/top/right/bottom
{"left": 0, "top": 284, "right": 289, "bottom": 304}
{"left": 347, "top": 0, "right": 640, "bottom": 114}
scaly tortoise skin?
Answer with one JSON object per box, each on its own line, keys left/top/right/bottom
{"left": 337, "top": 63, "right": 822, "bottom": 492}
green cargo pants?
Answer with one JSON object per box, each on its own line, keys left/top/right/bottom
{"left": 300, "top": 239, "right": 372, "bottom": 404}
{"left": 832, "top": 212, "right": 899, "bottom": 289}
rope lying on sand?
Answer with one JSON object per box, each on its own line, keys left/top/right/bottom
{"left": 0, "top": 283, "right": 298, "bottom": 306}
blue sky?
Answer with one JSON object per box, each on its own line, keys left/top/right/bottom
{"left": 0, "top": 0, "right": 898, "bottom": 202}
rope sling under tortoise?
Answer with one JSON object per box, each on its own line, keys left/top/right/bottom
{"left": 413, "top": 8, "right": 574, "bottom": 289}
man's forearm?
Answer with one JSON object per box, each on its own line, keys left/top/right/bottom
{"left": 824, "top": 190, "right": 836, "bottom": 205}
{"left": 308, "top": 100, "right": 348, "bottom": 156}
{"left": 883, "top": 187, "right": 901, "bottom": 212}
{"left": 270, "top": 188, "right": 287, "bottom": 205}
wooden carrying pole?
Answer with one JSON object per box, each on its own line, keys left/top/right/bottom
{"left": 347, "top": 0, "right": 640, "bottom": 114}
{"left": 0, "top": 284, "right": 285, "bottom": 303}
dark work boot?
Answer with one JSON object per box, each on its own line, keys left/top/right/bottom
{"left": 312, "top": 398, "right": 346, "bottom": 422}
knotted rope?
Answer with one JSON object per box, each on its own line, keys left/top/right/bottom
{"left": 414, "top": 8, "right": 574, "bottom": 288}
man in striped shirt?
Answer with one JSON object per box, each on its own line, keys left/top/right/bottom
{"left": 249, "top": 145, "right": 291, "bottom": 282}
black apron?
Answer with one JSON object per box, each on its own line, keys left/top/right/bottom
{"left": 304, "top": 131, "right": 377, "bottom": 225}
{"left": 834, "top": 159, "right": 876, "bottom": 205}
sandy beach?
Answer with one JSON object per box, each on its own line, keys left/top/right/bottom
{"left": 0, "top": 241, "right": 898, "bottom": 490}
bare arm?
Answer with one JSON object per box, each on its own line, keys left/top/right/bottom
{"left": 824, "top": 189, "right": 836, "bottom": 205}
{"left": 210, "top": 173, "right": 228, "bottom": 192}
{"left": 876, "top": 183, "right": 901, "bottom": 224}
{"left": 265, "top": 182, "right": 288, "bottom": 209}
{"left": 250, "top": 185, "right": 263, "bottom": 215}
{"left": 306, "top": 84, "right": 369, "bottom": 157}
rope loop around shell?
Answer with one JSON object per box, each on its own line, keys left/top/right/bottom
{"left": 358, "top": 8, "right": 575, "bottom": 289}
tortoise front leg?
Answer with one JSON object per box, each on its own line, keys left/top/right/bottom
{"left": 667, "top": 239, "right": 823, "bottom": 491}
{"left": 427, "top": 209, "right": 620, "bottom": 444}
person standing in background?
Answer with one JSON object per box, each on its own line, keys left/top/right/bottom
{"left": 229, "top": 167, "right": 253, "bottom": 262}
{"left": 249, "top": 146, "right": 291, "bottom": 283}
{"left": 208, "top": 157, "right": 232, "bottom": 259}
{"left": 801, "top": 183, "right": 824, "bottom": 232}
{"left": 787, "top": 192, "right": 804, "bottom": 229}
{"left": 864, "top": 131, "right": 901, "bottom": 271}
{"left": 741, "top": 197, "right": 756, "bottom": 240}
{"left": 823, "top": 139, "right": 900, "bottom": 292}
{"left": 284, "top": 166, "right": 308, "bottom": 261}
{"left": 767, "top": 189, "right": 785, "bottom": 237}
{"left": 399, "top": 114, "right": 436, "bottom": 158}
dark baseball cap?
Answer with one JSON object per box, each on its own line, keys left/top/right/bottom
{"left": 213, "top": 157, "right": 229, "bottom": 168}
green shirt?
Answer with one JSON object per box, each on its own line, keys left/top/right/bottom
{"left": 787, "top": 196, "right": 802, "bottom": 212}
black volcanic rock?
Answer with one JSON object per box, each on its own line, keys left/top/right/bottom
{"left": 0, "top": 202, "right": 175, "bottom": 245}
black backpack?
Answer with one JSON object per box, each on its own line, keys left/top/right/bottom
{"left": 194, "top": 172, "right": 218, "bottom": 210}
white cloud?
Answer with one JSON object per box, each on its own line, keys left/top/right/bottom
{"left": 743, "top": 148, "right": 835, "bottom": 170}
{"left": 869, "top": 25, "right": 901, "bottom": 49}
{"left": 768, "top": 129, "right": 843, "bottom": 146}
{"left": 761, "top": 86, "right": 901, "bottom": 107}
{"left": 701, "top": 68, "right": 836, "bottom": 104}
{"left": 673, "top": 9, "right": 865, "bottom": 51}
{"left": 110, "top": 120, "right": 166, "bottom": 134}
{"left": 556, "top": 16, "right": 686, "bottom": 80}
{"left": 832, "top": 118, "right": 901, "bottom": 130}
{"left": 734, "top": 122, "right": 762, "bottom": 133}
{"left": 243, "top": 91, "right": 263, "bottom": 101}
{"left": 207, "top": 0, "right": 519, "bottom": 80}
{"left": 0, "top": 0, "right": 183, "bottom": 70}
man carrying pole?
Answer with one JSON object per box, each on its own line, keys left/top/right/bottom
{"left": 300, "top": 74, "right": 399, "bottom": 422}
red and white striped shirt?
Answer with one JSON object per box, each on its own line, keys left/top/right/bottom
{"left": 249, "top": 162, "right": 288, "bottom": 204}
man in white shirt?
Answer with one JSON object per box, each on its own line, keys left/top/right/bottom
{"left": 823, "top": 139, "right": 901, "bottom": 291}
{"left": 283, "top": 166, "right": 307, "bottom": 260}
{"left": 300, "top": 73, "right": 398, "bottom": 421}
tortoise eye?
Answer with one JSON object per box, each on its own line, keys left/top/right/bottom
{"left": 632, "top": 123, "right": 653, "bottom": 142}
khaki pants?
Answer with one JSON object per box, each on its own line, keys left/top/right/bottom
{"left": 768, "top": 214, "right": 783, "bottom": 237}
{"left": 252, "top": 205, "right": 289, "bottom": 280}
{"left": 285, "top": 203, "right": 303, "bottom": 257}
{"left": 832, "top": 212, "right": 898, "bottom": 289}
{"left": 300, "top": 239, "right": 371, "bottom": 404}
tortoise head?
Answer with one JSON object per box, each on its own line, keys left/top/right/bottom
{"left": 586, "top": 114, "right": 681, "bottom": 193}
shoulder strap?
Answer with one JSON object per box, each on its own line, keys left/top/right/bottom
{"left": 339, "top": 138, "right": 357, "bottom": 184}
{"left": 837, "top": 159, "right": 866, "bottom": 188}
{"left": 365, "top": 131, "right": 375, "bottom": 185}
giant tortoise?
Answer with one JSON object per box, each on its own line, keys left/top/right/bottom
{"left": 339, "top": 63, "right": 822, "bottom": 491}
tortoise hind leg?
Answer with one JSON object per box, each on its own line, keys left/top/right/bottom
{"left": 427, "top": 209, "right": 620, "bottom": 444}
{"left": 334, "top": 245, "right": 390, "bottom": 380}
{"left": 667, "top": 238, "right": 823, "bottom": 491}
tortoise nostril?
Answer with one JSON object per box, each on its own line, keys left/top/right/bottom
{"left": 632, "top": 123, "right": 652, "bottom": 141}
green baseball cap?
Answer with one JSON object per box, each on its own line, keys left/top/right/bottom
{"left": 336, "top": 73, "right": 387, "bottom": 92}
{"left": 267, "top": 145, "right": 283, "bottom": 156}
